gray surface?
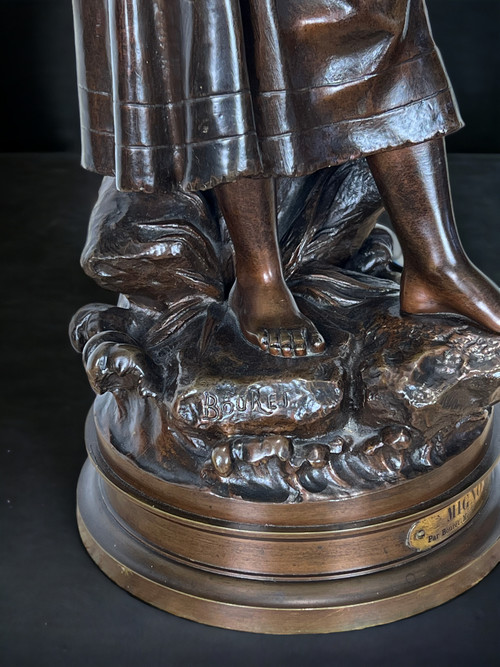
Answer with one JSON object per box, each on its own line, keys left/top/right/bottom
{"left": 1, "top": 153, "right": 499, "bottom": 666}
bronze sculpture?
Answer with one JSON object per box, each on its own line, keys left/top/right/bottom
{"left": 71, "top": 1, "right": 500, "bottom": 632}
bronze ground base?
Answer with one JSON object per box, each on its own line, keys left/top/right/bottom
{"left": 77, "top": 412, "right": 500, "bottom": 634}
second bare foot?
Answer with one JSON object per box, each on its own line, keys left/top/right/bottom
{"left": 400, "top": 261, "right": 500, "bottom": 333}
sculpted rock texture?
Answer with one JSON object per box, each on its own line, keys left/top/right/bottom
{"left": 70, "top": 163, "right": 500, "bottom": 501}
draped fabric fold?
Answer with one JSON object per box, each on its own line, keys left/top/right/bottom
{"left": 73, "top": 0, "right": 463, "bottom": 192}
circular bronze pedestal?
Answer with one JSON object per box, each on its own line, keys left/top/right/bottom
{"left": 77, "top": 412, "right": 500, "bottom": 634}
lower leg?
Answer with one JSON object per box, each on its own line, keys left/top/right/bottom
{"left": 214, "top": 177, "right": 325, "bottom": 356}
{"left": 367, "top": 139, "right": 500, "bottom": 332}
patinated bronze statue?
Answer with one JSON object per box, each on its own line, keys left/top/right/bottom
{"left": 71, "top": 1, "right": 500, "bottom": 632}
{"left": 74, "top": 0, "right": 500, "bottom": 354}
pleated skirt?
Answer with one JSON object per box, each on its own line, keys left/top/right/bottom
{"left": 73, "top": 0, "right": 463, "bottom": 192}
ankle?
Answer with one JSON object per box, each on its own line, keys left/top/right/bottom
{"left": 235, "top": 270, "right": 286, "bottom": 290}
{"left": 404, "top": 257, "right": 472, "bottom": 283}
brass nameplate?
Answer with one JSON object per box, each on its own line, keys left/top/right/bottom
{"left": 408, "top": 479, "right": 488, "bottom": 552}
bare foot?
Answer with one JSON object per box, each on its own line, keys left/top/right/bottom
{"left": 400, "top": 261, "right": 500, "bottom": 333}
{"left": 229, "top": 280, "right": 325, "bottom": 357}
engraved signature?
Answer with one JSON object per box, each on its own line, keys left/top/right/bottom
{"left": 200, "top": 388, "right": 290, "bottom": 422}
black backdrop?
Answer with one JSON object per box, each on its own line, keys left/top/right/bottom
{"left": 0, "top": 0, "right": 499, "bottom": 154}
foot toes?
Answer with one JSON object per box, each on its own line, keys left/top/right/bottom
{"left": 246, "top": 323, "right": 324, "bottom": 358}
{"left": 292, "top": 330, "right": 307, "bottom": 356}
{"left": 258, "top": 329, "right": 269, "bottom": 352}
{"left": 310, "top": 332, "right": 325, "bottom": 353}
{"left": 279, "top": 331, "right": 293, "bottom": 358}
{"left": 268, "top": 330, "right": 282, "bottom": 356}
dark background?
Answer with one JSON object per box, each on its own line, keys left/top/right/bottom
{"left": 1, "top": 2, "right": 499, "bottom": 666}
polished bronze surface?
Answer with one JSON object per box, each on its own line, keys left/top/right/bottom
{"left": 73, "top": 1, "right": 500, "bottom": 342}
{"left": 77, "top": 412, "right": 500, "bottom": 633}
{"left": 215, "top": 177, "right": 326, "bottom": 356}
{"left": 72, "top": 1, "right": 500, "bottom": 632}
{"left": 368, "top": 140, "right": 500, "bottom": 333}
{"left": 74, "top": 0, "right": 462, "bottom": 192}
{"left": 83, "top": 416, "right": 497, "bottom": 580}
{"left": 87, "top": 410, "right": 495, "bottom": 527}
{"left": 72, "top": 215, "right": 500, "bottom": 502}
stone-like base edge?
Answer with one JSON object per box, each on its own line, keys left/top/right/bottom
{"left": 76, "top": 458, "right": 500, "bottom": 634}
